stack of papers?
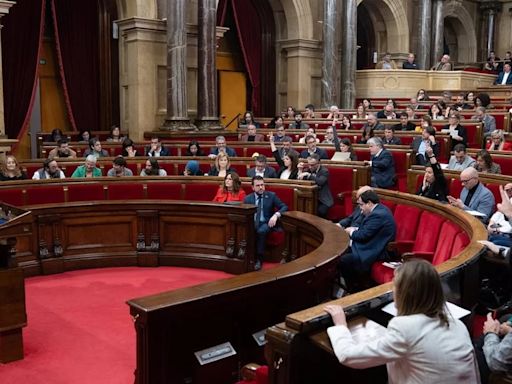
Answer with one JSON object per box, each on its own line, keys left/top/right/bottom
{"left": 381, "top": 301, "right": 470, "bottom": 319}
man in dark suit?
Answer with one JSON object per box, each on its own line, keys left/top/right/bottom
{"left": 392, "top": 112, "right": 415, "bottom": 131}
{"left": 208, "top": 135, "right": 237, "bottom": 158}
{"left": 382, "top": 127, "right": 401, "bottom": 145}
{"left": 299, "top": 135, "right": 328, "bottom": 159}
{"left": 244, "top": 176, "right": 288, "bottom": 270}
{"left": 339, "top": 190, "right": 396, "bottom": 291}
{"left": 145, "top": 137, "right": 170, "bottom": 157}
{"left": 246, "top": 155, "right": 277, "bottom": 178}
{"left": 365, "top": 137, "right": 396, "bottom": 188}
{"left": 495, "top": 63, "right": 512, "bottom": 85}
{"left": 278, "top": 136, "right": 299, "bottom": 159}
{"left": 298, "top": 153, "right": 333, "bottom": 218}
{"left": 410, "top": 126, "right": 439, "bottom": 165}
{"left": 337, "top": 185, "right": 373, "bottom": 228}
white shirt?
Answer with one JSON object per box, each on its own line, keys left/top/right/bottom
{"left": 32, "top": 169, "right": 65, "bottom": 180}
{"left": 501, "top": 71, "right": 510, "bottom": 85}
{"left": 327, "top": 313, "right": 479, "bottom": 384}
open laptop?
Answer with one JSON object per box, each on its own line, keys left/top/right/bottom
{"left": 331, "top": 151, "right": 351, "bottom": 161}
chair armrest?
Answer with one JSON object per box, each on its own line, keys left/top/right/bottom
{"left": 241, "top": 363, "right": 261, "bottom": 381}
{"left": 402, "top": 251, "right": 434, "bottom": 262}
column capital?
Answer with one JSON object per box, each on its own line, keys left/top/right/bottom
{"left": 0, "top": 1, "right": 15, "bottom": 17}
{"left": 479, "top": 1, "right": 502, "bottom": 13}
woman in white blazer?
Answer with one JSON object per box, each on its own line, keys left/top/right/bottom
{"left": 325, "top": 259, "right": 479, "bottom": 384}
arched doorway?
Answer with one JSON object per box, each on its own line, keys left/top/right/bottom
{"left": 443, "top": 2, "right": 477, "bottom": 64}
{"left": 357, "top": 3, "right": 376, "bottom": 69}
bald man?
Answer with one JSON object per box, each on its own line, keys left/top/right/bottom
{"left": 337, "top": 186, "right": 373, "bottom": 228}
{"left": 447, "top": 167, "right": 495, "bottom": 222}
{"left": 431, "top": 54, "right": 452, "bottom": 71}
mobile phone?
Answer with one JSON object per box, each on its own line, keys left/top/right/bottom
{"left": 490, "top": 223, "right": 502, "bottom": 229}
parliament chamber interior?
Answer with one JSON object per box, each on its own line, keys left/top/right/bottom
{"left": 1, "top": 0, "right": 512, "bottom": 383}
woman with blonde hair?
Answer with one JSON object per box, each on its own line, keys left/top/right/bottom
{"left": 208, "top": 152, "right": 234, "bottom": 177}
{"left": 325, "top": 259, "right": 479, "bottom": 384}
{"left": 0, "top": 155, "right": 27, "bottom": 181}
{"left": 212, "top": 172, "right": 246, "bottom": 202}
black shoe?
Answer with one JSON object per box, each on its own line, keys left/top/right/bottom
{"left": 254, "top": 260, "right": 262, "bottom": 270}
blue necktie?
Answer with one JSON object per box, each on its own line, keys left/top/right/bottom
{"left": 255, "top": 195, "right": 264, "bottom": 226}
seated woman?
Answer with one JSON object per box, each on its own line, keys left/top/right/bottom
{"left": 268, "top": 116, "right": 284, "bottom": 129}
{"left": 353, "top": 104, "right": 367, "bottom": 120}
{"left": 428, "top": 103, "right": 444, "bottom": 120}
{"left": 416, "top": 88, "right": 430, "bottom": 102}
{"left": 79, "top": 129, "right": 91, "bottom": 143}
{"left": 106, "top": 125, "right": 125, "bottom": 143}
{"left": 285, "top": 106, "right": 296, "bottom": 119}
{"left": 327, "top": 105, "right": 342, "bottom": 120}
{"left": 442, "top": 113, "right": 467, "bottom": 150}
{"left": 340, "top": 115, "right": 352, "bottom": 130}
{"left": 122, "top": 138, "right": 139, "bottom": 157}
{"left": 298, "top": 127, "right": 320, "bottom": 144}
{"left": 208, "top": 153, "right": 234, "bottom": 178}
{"left": 487, "top": 130, "right": 512, "bottom": 151}
{"left": 270, "top": 136, "right": 298, "bottom": 179}
{"left": 183, "top": 160, "right": 203, "bottom": 176}
{"left": 325, "top": 259, "right": 479, "bottom": 384}
{"left": 71, "top": 155, "right": 102, "bottom": 178}
{"left": 415, "top": 114, "right": 432, "bottom": 133}
{"left": 49, "top": 128, "right": 64, "bottom": 143}
{"left": 475, "top": 150, "right": 502, "bottom": 174}
{"left": 417, "top": 147, "right": 448, "bottom": 202}
{"left": 405, "top": 105, "right": 416, "bottom": 120}
{"left": 240, "top": 111, "right": 260, "bottom": 128}
{"left": 361, "top": 98, "right": 372, "bottom": 110}
{"left": 339, "top": 138, "right": 358, "bottom": 161}
{"left": 84, "top": 138, "right": 109, "bottom": 158}
{"left": 212, "top": 172, "right": 246, "bottom": 203}
{"left": 140, "top": 158, "right": 167, "bottom": 176}
{"left": 358, "top": 125, "right": 374, "bottom": 144}
{"left": 186, "top": 140, "right": 205, "bottom": 156}
{"left": 0, "top": 155, "right": 27, "bottom": 181}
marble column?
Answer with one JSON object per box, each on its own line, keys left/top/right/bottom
{"left": 431, "top": 0, "right": 444, "bottom": 67}
{"left": 321, "top": 0, "right": 339, "bottom": 109}
{"left": 340, "top": 0, "right": 356, "bottom": 109}
{"left": 161, "top": 0, "right": 195, "bottom": 131}
{"left": 196, "top": 0, "right": 222, "bottom": 130}
{"left": 0, "top": 1, "right": 15, "bottom": 137}
{"left": 480, "top": 1, "right": 502, "bottom": 57}
{"left": 416, "top": 0, "right": 432, "bottom": 70}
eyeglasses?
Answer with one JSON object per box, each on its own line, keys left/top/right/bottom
{"left": 460, "top": 177, "right": 475, "bottom": 184}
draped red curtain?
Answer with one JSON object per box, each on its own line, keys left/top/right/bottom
{"left": 2, "top": 0, "right": 45, "bottom": 139}
{"left": 51, "top": 0, "right": 100, "bottom": 132}
{"left": 216, "top": 0, "right": 228, "bottom": 26}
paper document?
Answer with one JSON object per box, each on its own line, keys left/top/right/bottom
{"left": 382, "top": 301, "right": 470, "bottom": 319}
{"left": 466, "top": 210, "right": 486, "bottom": 217}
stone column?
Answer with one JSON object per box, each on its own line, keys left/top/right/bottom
{"left": 340, "top": 0, "right": 356, "bottom": 109}
{"left": 0, "top": 1, "right": 15, "bottom": 137}
{"left": 431, "top": 0, "right": 444, "bottom": 67}
{"left": 480, "top": 1, "right": 502, "bottom": 57}
{"left": 416, "top": 0, "right": 432, "bottom": 70}
{"left": 161, "top": 0, "right": 195, "bottom": 130}
{"left": 196, "top": 0, "right": 222, "bottom": 130}
{"left": 321, "top": 0, "right": 339, "bottom": 109}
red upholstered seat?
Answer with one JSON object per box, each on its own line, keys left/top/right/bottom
{"left": 391, "top": 204, "right": 421, "bottom": 254}
{"left": 408, "top": 210, "right": 445, "bottom": 257}
{"left": 231, "top": 163, "right": 248, "bottom": 176}
{"left": 107, "top": 183, "right": 144, "bottom": 200}
{"left": 449, "top": 178, "right": 463, "bottom": 198}
{"left": 380, "top": 199, "right": 396, "bottom": 213}
{"left": 25, "top": 186, "right": 65, "bottom": 205}
{"left": 266, "top": 230, "right": 284, "bottom": 247}
{"left": 325, "top": 167, "right": 356, "bottom": 221}
{"left": 246, "top": 147, "right": 272, "bottom": 157}
{"left": 492, "top": 156, "right": 512, "bottom": 176}
{"left": 432, "top": 221, "right": 462, "bottom": 265}
{"left": 485, "top": 183, "right": 500, "bottom": 212}
{"left": 146, "top": 182, "right": 182, "bottom": 200}
{"left": 160, "top": 162, "right": 177, "bottom": 176}
{"left": 265, "top": 185, "right": 295, "bottom": 210}
{"left": 451, "top": 232, "right": 470, "bottom": 256}
{"left": 184, "top": 183, "right": 219, "bottom": 201}
{"left": 0, "top": 189, "right": 25, "bottom": 206}
{"left": 67, "top": 183, "right": 105, "bottom": 202}
{"left": 125, "top": 162, "right": 139, "bottom": 175}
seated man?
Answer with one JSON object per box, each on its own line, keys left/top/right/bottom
{"left": 447, "top": 167, "right": 495, "bottom": 223}
{"left": 392, "top": 112, "right": 415, "bottom": 131}
{"left": 431, "top": 54, "right": 452, "bottom": 71}
{"left": 71, "top": 155, "right": 102, "bottom": 178}
{"left": 304, "top": 103, "right": 316, "bottom": 119}
{"left": 48, "top": 138, "right": 77, "bottom": 159}
{"left": 447, "top": 144, "right": 476, "bottom": 171}
{"left": 339, "top": 190, "right": 396, "bottom": 291}
{"left": 298, "top": 153, "right": 333, "bottom": 218}
{"left": 244, "top": 176, "right": 288, "bottom": 270}
{"left": 410, "top": 126, "right": 439, "bottom": 166}
{"left": 289, "top": 112, "right": 309, "bottom": 129}
{"left": 241, "top": 124, "right": 265, "bottom": 142}
{"left": 299, "top": 135, "right": 328, "bottom": 159}
{"left": 337, "top": 185, "right": 373, "bottom": 228}
{"left": 365, "top": 137, "right": 396, "bottom": 189}
{"left": 107, "top": 156, "right": 133, "bottom": 177}
{"left": 472, "top": 107, "right": 496, "bottom": 140}
{"left": 209, "top": 135, "right": 237, "bottom": 158}
{"left": 453, "top": 93, "right": 471, "bottom": 111}
{"left": 382, "top": 126, "right": 401, "bottom": 145}
{"left": 402, "top": 53, "right": 418, "bottom": 70}
{"left": 32, "top": 158, "right": 66, "bottom": 179}
{"left": 495, "top": 62, "right": 512, "bottom": 85}
{"left": 145, "top": 136, "right": 171, "bottom": 157}
{"left": 375, "top": 52, "right": 397, "bottom": 69}
{"left": 272, "top": 125, "right": 291, "bottom": 143}
{"left": 247, "top": 155, "right": 277, "bottom": 178}
{"left": 376, "top": 104, "right": 396, "bottom": 120}
{"left": 277, "top": 136, "right": 299, "bottom": 160}
{"left": 362, "top": 113, "right": 384, "bottom": 132}
{"left": 479, "top": 183, "right": 512, "bottom": 253}
{"left": 442, "top": 113, "right": 467, "bottom": 149}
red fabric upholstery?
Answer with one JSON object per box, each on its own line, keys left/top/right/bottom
{"left": 0, "top": 189, "right": 25, "bottom": 206}
{"left": 231, "top": 163, "right": 248, "bottom": 176}
{"left": 61, "top": 164, "right": 78, "bottom": 177}
{"left": 411, "top": 211, "right": 445, "bottom": 256}
{"left": 265, "top": 185, "right": 295, "bottom": 210}
{"left": 380, "top": 199, "right": 396, "bottom": 213}
{"left": 246, "top": 146, "right": 272, "bottom": 157}
{"left": 485, "top": 183, "right": 500, "bottom": 211}
{"left": 392, "top": 204, "right": 421, "bottom": 252}
{"left": 371, "top": 262, "right": 395, "bottom": 285}
{"left": 451, "top": 232, "right": 470, "bottom": 256}
{"left": 184, "top": 183, "right": 219, "bottom": 201}
{"left": 432, "top": 221, "right": 461, "bottom": 265}
{"left": 146, "top": 182, "right": 182, "bottom": 200}
{"left": 325, "top": 167, "right": 355, "bottom": 221}
{"left": 449, "top": 178, "right": 463, "bottom": 199}
{"left": 107, "top": 183, "right": 144, "bottom": 200}
{"left": 67, "top": 183, "right": 105, "bottom": 202}
{"left": 25, "top": 186, "right": 65, "bottom": 205}
{"left": 266, "top": 230, "right": 284, "bottom": 246}
{"left": 491, "top": 156, "right": 512, "bottom": 176}
{"left": 160, "top": 162, "right": 177, "bottom": 176}
{"left": 125, "top": 162, "right": 139, "bottom": 175}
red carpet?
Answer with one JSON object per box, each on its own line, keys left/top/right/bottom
{"left": 0, "top": 266, "right": 233, "bottom": 384}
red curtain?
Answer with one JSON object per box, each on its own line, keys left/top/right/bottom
{"left": 217, "top": 0, "right": 228, "bottom": 26}
{"left": 2, "top": 0, "right": 45, "bottom": 139}
{"left": 51, "top": 0, "right": 100, "bottom": 132}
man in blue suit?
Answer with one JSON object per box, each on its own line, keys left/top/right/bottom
{"left": 339, "top": 190, "right": 396, "bottom": 291}
{"left": 246, "top": 155, "right": 277, "bottom": 178}
{"left": 366, "top": 137, "right": 396, "bottom": 188}
{"left": 244, "top": 176, "right": 288, "bottom": 270}
{"left": 447, "top": 167, "right": 495, "bottom": 223}
{"left": 208, "top": 135, "right": 237, "bottom": 158}
{"left": 495, "top": 63, "right": 512, "bottom": 85}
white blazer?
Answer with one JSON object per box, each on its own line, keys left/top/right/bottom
{"left": 327, "top": 313, "right": 479, "bottom": 384}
